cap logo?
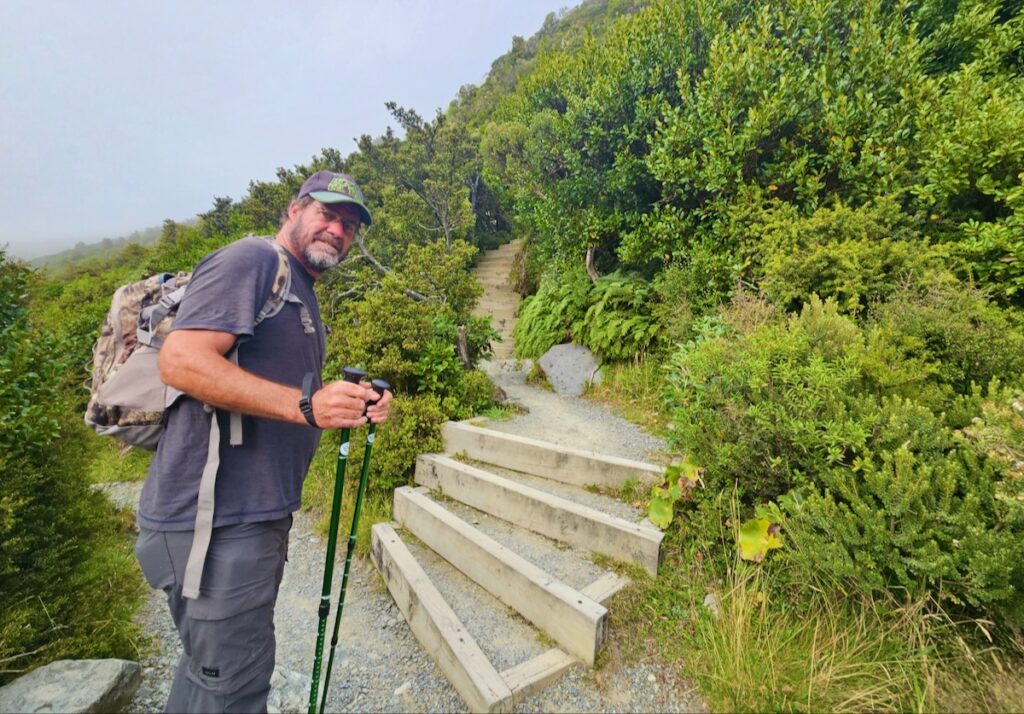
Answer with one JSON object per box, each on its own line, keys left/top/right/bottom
{"left": 327, "top": 176, "right": 363, "bottom": 202}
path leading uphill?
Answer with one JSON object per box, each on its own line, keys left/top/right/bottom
{"left": 102, "top": 239, "right": 703, "bottom": 713}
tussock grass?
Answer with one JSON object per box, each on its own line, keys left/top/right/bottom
{"left": 693, "top": 566, "right": 930, "bottom": 712}
{"left": 86, "top": 440, "right": 153, "bottom": 483}
{"left": 586, "top": 359, "right": 672, "bottom": 441}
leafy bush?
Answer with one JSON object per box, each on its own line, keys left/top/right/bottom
{"left": 1, "top": 251, "right": 141, "bottom": 683}
{"left": 664, "top": 296, "right": 1024, "bottom": 625}
{"left": 513, "top": 268, "right": 592, "bottom": 358}
{"left": 576, "top": 272, "right": 661, "bottom": 361}
{"left": 514, "top": 268, "right": 670, "bottom": 361}
{"left": 665, "top": 297, "right": 872, "bottom": 502}
{"left": 750, "top": 199, "right": 949, "bottom": 315}
{"left": 785, "top": 394, "right": 1024, "bottom": 623}
{"left": 326, "top": 240, "right": 495, "bottom": 400}
{"left": 870, "top": 280, "right": 1024, "bottom": 395}
{"left": 303, "top": 393, "right": 446, "bottom": 507}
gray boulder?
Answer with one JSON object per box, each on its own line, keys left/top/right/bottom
{"left": 268, "top": 667, "right": 308, "bottom": 714}
{"left": 537, "top": 343, "right": 602, "bottom": 396}
{"left": 0, "top": 659, "right": 141, "bottom": 713}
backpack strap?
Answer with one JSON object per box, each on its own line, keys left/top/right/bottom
{"left": 181, "top": 405, "right": 221, "bottom": 599}
{"left": 138, "top": 278, "right": 187, "bottom": 348}
{"left": 182, "top": 236, "right": 313, "bottom": 600}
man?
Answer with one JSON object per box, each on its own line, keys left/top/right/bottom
{"left": 135, "top": 171, "right": 391, "bottom": 713}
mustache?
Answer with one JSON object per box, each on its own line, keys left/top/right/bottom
{"left": 313, "top": 231, "right": 349, "bottom": 259}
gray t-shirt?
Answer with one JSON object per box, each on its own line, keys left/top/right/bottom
{"left": 138, "top": 236, "right": 325, "bottom": 531}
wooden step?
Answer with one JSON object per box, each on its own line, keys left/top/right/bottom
{"left": 416, "top": 454, "right": 662, "bottom": 576}
{"left": 370, "top": 522, "right": 513, "bottom": 712}
{"left": 442, "top": 421, "right": 663, "bottom": 491}
{"left": 392, "top": 486, "right": 607, "bottom": 665}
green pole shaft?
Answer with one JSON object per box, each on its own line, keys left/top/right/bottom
{"left": 307, "top": 368, "right": 366, "bottom": 714}
{"left": 307, "top": 426, "right": 351, "bottom": 714}
{"left": 319, "top": 421, "right": 378, "bottom": 714}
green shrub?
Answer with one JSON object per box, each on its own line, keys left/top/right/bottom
{"left": 870, "top": 280, "right": 1024, "bottom": 395}
{"left": 664, "top": 295, "right": 1024, "bottom": 625}
{"left": 513, "top": 268, "right": 592, "bottom": 358}
{"left": 443, "top": 369, "right": 499, "bottom": 421}
{"left": 1, "top": 251, "right": 142, "bottom": 682}
{"left": 576, "top": 272, "right": 661, "bottom": 361}
{"left": 783, "top": 394, "right": 1024, "bottom": 622}
{"left": 665, "top": 297, "right": 873, "bottom": 502}
{"left": 750, "top": 199, "right": 949, "bottom": 315}
{"left": 515, "top": 268, "right": 672, "bottom": 362}
{"left": 304, "top": 393, "right": 446, "bottom": 508}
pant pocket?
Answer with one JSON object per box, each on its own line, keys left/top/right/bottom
{"left": 184, "top": 602, "right": 276, "bottom": 696}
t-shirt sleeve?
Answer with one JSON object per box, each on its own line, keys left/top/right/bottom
{"left": 171, "top": 238, "right": 280, "bottom": 337}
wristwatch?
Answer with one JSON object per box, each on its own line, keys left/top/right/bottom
{"left": 299, "top": 372, "right": 319, "bottom": 428}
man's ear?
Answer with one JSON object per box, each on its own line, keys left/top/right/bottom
{"left": 287, "top": 200, "right": 302, "bottom": 222}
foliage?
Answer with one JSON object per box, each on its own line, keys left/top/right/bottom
{"left": 663, "top": 296, "right": 1024, "bottom": 625}
{"left": 1, "top": 250, "right": 141, "bottom": 683}
{"left": 513, "top": 268, "right": 670, "bottom": 361}
{"left": 513, "top": 268, "right": 593, "bottom": 358}
{"left": 647, "top": 459, "right": 701, "bottom": 528}
{"left": 869, "top": 279, "right": 1024, "bottom": 396}
{"left": 749, "top": 198, "right": 950, "bottom": 315}
{"left": 303, "top": 394, "right": 447, "bottom": 512}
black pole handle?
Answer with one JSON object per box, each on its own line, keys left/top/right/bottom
{"left": 342, "top": 367, "right": 367, "bottom": 384}
{"left": 370, "top": 379, "right": 390, "bottom": 402}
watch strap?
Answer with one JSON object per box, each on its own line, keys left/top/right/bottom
{"left": 300, "top": 372, "right": 319, "bottom": 428}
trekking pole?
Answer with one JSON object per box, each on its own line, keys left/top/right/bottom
{"left": 319, "top": 378, "right": 390, "bottom": 714}
{"left": 308, "top": 366, "right": 367, "bottom": 714}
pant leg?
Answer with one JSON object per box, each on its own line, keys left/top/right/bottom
{"left": 136, "top": 517, "right": 291, "bottom": 714}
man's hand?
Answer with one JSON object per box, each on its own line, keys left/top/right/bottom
{"left": 366, "top": 387, "right": 392, "bottom": 425}
{"left": 311, "top": 380, "right": 377, "bottom": 429}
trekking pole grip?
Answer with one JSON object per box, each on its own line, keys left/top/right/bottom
{"left": 342, "top": 366, "right": 367, "bottom": 384}
{"left": 370, "top": 379, "right": 389, "bottom": 402}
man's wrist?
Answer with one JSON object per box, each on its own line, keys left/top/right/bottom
{"left": 299, "top": 372, "right": 319, "bottom": 428}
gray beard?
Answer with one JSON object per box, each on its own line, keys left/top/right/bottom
{"left": 290, "top": 225, "right": 345, "bottom": 272}
{"left": 304, "top": 243, "right": 341, "bottom": 272}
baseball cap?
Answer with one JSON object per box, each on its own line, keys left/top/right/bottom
{"left": 297, "top": 171, "right": 372, "bottom": 226}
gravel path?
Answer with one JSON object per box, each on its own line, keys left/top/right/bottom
{"left": 99, "top": 357, "right": 705, "bottom": 713}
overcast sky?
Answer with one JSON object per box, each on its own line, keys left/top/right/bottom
{"left": 0, "top": 0, "right": 569, "bottom": 260}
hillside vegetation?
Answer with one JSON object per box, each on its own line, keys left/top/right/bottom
{"left": 501, "top": 0, "right": 1024, "bottom": 709}
{"left": 2, "top": 0, "right": 1023, "bottom": 709}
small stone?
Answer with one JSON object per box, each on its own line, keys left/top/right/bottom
{"left": 394, "top": 681, "right": 412, "bottom": 696}
{"left": 703, "top": 592, "right": 720, "bottom": 618}
{"left": 647, "top": 673, "right": 656, "bottom": 683}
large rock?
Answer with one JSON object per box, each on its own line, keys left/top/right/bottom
{"left": 268, "top": 667, "right": 308, "bottom": 714}
{"left": 537, "top": 343, "right": 602, "bottom": 396}
{"left": 0, "top": 659, "right": 141, "bottom": 714}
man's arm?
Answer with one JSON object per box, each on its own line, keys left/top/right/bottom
{"left": 159, "top": 328, "right": 383, "bottom": 429}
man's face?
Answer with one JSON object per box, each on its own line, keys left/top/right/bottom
{"left": 288, "top": 200, "right": 361, "bottom": 274}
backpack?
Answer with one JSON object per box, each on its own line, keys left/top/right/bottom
{"left": 84, "top": 237, "right": 303, "bottom": 449}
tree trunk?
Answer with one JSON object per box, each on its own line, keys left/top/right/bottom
{"left": 585, "top": 246, "right": 600, "bottom": 283}
{"left": 456, "top": 325, "right": 471, "bottom": 369}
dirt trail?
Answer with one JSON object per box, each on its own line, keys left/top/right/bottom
{"left": 472, "top": 239, "right": 520, "bottom": 359}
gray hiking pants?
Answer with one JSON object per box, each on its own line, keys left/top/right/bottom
{"left": 135, "top": 516, "right": 291, "bottom": 714}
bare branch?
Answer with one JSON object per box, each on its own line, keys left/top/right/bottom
{"left": 352, "top": 236, "right": 431, "bottom": 302}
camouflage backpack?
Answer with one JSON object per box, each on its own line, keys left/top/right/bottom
{"left": 84, "top": 237, "right": 302, "bottom": 449}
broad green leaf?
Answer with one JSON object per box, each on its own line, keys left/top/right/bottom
{"left": 738, "top": 517, "right": 783, "bottom": 562}
{"left": 649, "top": 494, "right": 673, "bottom": 529}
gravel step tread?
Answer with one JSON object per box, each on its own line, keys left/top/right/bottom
{"left": 419, "top": 488, "right": 609, "bottom": 592}
{"left": 399, "top": 534, "right": 549, "bottom": 674}
{"left": 456, "top": 457, "right": 647, "bottom": 525}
